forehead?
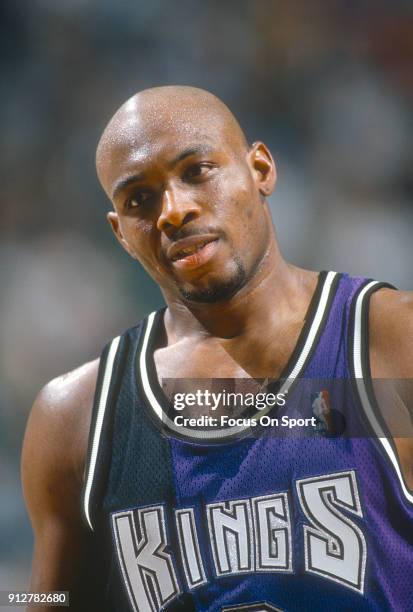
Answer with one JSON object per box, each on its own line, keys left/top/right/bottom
{"left": 98, "top": 110, "right": 230, "bottom": 195}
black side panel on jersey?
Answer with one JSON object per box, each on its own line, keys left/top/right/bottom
{"left": 102, "top": 321, "right": 177, "bottom": 514}
{"left": 85, "top": 320, "right": 179, "bottom": 611}
{"left": 80, "top": 336, "right": 129, "bottom": 610}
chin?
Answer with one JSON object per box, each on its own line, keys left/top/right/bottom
{"left": 178, "top": 258, "right": 247, "bottom": 304}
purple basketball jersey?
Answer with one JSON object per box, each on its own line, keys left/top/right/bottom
{"left": 83, "top": 271, "right": 413, "bottom": 611}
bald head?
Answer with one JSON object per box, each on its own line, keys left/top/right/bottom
{"left": 96, "top": 86, "right": 248, "bottom": 186}
{"left": 95, "top": 85, "right": 277, "bottom": 304}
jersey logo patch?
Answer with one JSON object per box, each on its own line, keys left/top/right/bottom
{"left": 312, "top": 390, "right": 346, "bottom": 437}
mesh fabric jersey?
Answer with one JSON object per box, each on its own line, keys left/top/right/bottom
{"left": 82, "top": 271, "right": 413, "bottom": 612}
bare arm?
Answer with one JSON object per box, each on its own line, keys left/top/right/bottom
{"left": 21, "top": 360, "right": 99, "bottom": 611}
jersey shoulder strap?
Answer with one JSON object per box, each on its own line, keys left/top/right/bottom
{"left": 82, "top": 324, "right": 142, "bottom": 531}
{"left": 348, "top": 279, "right": 413, "bottom": 504}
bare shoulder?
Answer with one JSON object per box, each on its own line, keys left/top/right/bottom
{"left": 21, "top": 359, "right": 105, "bottom": 599}
{"left": 27, "top": 359, "right": 99, "bottom": 471}
{"left": 370, "top": 288, "right": 413, "bottom": 378}
{"left": 34, "top": 359, "right": 100, "bottom": 441}
{"left": 39, "top": 357, "right": 100, "bottom": 408}
{"left": 22, "top": 358, "right": 100, "bottom": 526}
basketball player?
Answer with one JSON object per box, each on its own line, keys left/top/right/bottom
{"left": 22, "top": 87, "right": 413, "bottom": 611}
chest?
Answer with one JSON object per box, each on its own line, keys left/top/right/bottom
{"left": 153, "top": 322, "right": 303, "bottom": 382}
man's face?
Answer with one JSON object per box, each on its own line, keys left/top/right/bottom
{"left": 99, "top": 122, "right": 274, "bottom": 304}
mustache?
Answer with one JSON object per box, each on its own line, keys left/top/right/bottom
{"left": 167, "top": 226, "right": 224, "bottom": 244}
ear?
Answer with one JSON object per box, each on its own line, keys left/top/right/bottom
{"left": 107, "top": 212, "right": 137, "bottom": 259}
{"left": 248, "top": 142, "right": 277, "bottom": 197}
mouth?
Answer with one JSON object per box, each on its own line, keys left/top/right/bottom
{"left": 167, "top": 235, "right": 219, "bottom": 270}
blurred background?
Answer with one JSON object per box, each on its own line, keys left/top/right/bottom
{"left": 1, "top": 0, "right": 412, "bottom": 594}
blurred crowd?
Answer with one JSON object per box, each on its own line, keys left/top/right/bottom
{"left": 1, "top": 0, "right": 412, "bottom": 592}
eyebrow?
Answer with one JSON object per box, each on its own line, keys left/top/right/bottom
{"left": 167, "top": 145, "right": 215, "bottom": 168}
{"left": 112, "top": 172, "right": 146, "bottom": 200}
{"left": 111, "top": 144, "right": 215, "bottom": 200}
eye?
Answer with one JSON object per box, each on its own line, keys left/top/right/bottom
{"left": 126, "top": 190, "right": 154, "bottom": 209}
{"left": 184, "top": 162, "right": 215, "bottom": 181}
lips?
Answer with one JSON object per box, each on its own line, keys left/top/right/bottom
{"left": 166, "top": 234, "right": 220, "bottom": 271}
{"left": 167, "top": 234, "right": 219, "bottom": 262}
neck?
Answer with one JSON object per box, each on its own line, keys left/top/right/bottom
{"left": 161, "top": 239, "right": 315, "bottom": 342}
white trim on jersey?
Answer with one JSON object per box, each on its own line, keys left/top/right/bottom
{"left": 140, "top": 311, "right": 163, "bottom": 421}
{"left": 352, "top": 281, "right": 413, "bottom": 505}
{"left": 140, "top": 271, "right": 339, "bottom": 440}
{"left": 288, "top": 270, "right": 337, "bottom": 379}
{"left": 83, "top": 336, "right": 121, "bottom": 531}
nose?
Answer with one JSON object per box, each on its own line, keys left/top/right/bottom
{"left": 156, "top": 186, "right": 200, "bottom": 234}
